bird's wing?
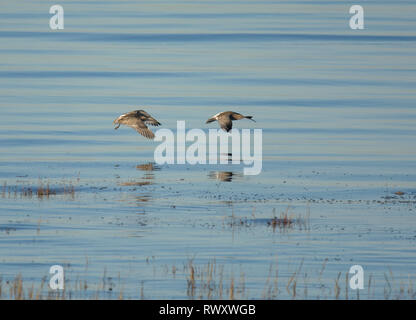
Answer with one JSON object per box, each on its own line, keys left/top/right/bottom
{"left": 137, "top": 110, "right": 161, "bottom": 126}
{"left": 143, "top": 117, "right": 161, "bottom": 127}
{"left": 118, "top": 116, "right": 155, "bottom": 139}
{"left": 229, "top": 112, "right": 244, "bottom": 120}
{"left": 131, "top": 121, "right": 155, "bottom": 139}
{"left": 218, "top": 116, "right": 233, "bottom": 132}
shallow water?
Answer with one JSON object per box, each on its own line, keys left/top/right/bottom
{"left": 1, "top": 0, "right": 416, "bottom": 299}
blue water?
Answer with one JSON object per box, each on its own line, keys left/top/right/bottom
{"left": 0, "top": 0, "right": 415, "bottom": 299}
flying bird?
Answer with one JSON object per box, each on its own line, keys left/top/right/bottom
{"left": 113, "top": 109, "right": 161, "bottom": 139}
{"left": 206, "top": 111, "right": 255, "bottom": 132}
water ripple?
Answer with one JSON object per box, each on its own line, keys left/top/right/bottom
{"left": 1, "top": 31, "right": 416, "bottom": 42}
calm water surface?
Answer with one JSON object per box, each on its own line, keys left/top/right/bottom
{"left": 0, "top": 0, "right": 415, "bottom": 299}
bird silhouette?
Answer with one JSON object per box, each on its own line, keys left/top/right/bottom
{"left": 206, "top": 111, "right": 255, "bottom": 132}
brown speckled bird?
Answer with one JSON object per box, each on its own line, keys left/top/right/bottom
{"left": 113, "top": 109, "right": 161, "bottom": 139}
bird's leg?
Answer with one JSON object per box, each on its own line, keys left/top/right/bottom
{"left": 114, "top": 124, "right": 120, "bottom": 130}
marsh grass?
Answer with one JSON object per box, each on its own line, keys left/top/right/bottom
{"left": 1, "top": 178, "right": 77, "bottom": 200}
{"left": 185, "top": 259, "right": 247, "bottom": 300}
{"left": 186, "top": 257, "right": 416, "bottom": 300}
{"left": 0, "top": 259, "right": 415, "bottom": 300}
{"left": 226, "top": 207, "right": 310, "bottom": 232}
{"left": 0, "top": 270, "right": 126, "bottom": 300}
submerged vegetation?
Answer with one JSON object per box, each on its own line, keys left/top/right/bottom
{"left": 2, "top": 178, "right": 77, "bottom": 200}
{"left": 119, "top": 181, "right": 152, "bottom": 186}
{"left": 225, "top": 206, "right": 310, "bottom": 232}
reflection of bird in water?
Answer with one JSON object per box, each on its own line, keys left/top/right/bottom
{"left": 135, "top": 195, "right": 151, "bottom": 204}
{"left": 206, "top": 111, "right": 255, "bottom": 132}
{"left": 136, "top": 162, "right": 161, "bottom": 181}
{"left": 113, "top": 110, "right": 161, "bottom": 139}
{"left": 208, "top": 171, "right": 241, "bottom": 182}
{"left": 136, "top": 162, "right": 160, "bottom": 171}
{"left": 218, "top": 152, "right": 243, "bottom": 163}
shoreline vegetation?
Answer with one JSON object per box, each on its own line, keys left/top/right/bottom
{"left": 1, "top": 258, "right": 414, "bottom": 300}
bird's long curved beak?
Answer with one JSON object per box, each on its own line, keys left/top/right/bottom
{"left": 206, "top": 118, "right": 216, "bottom": 124}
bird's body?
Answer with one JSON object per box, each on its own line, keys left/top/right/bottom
{"left": 206, "top": 111, "right": 255, "bottom": 132}
{"left": 113, "top": 110, "right": 161, "bottom": 139}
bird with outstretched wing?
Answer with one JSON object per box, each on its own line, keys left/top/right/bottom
{"left": 206, "top": 111, "right": 255, "bottom": 132}
{"left": 113, "top": 109, "right": 161, "bottom": 139}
